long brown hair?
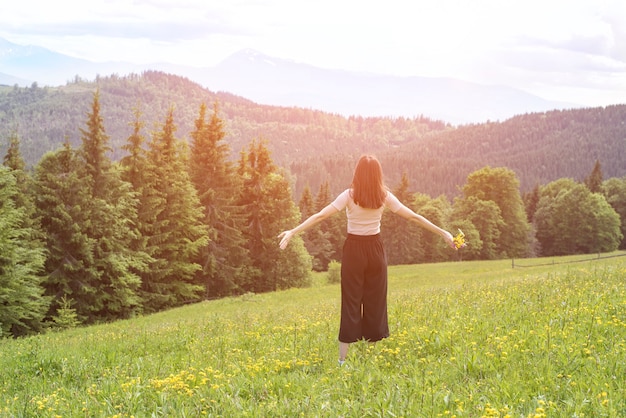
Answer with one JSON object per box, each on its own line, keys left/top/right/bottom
{"left": 350, "top": 155, "right": 387, "bottom": 209}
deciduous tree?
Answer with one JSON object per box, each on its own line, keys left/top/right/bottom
{"left": 535, "top": 179, "right": 622, "bottom": 255}
{"left": 461, "top": 167, "right": 531, "bottom": 258}
{"left": 452, "top": 196, "right": 503, "bottom": 260}
{"left": 602, "top": 176, "right": 626, "bottom": 249}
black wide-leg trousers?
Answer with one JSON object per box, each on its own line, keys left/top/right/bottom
{"left": 339, "top": 233, "right": 389, "bottom": 343}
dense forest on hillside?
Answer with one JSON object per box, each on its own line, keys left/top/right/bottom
{"left": 0, "top": 72, "right": 446, "bottom": 169}
{"left": 1, "top": 71, "right": 624, "bottom": 202}
{"left": 292, "top": 106, "right": 626, "bottom": 198}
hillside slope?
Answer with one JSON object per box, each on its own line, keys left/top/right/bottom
{"left": 1, "top": 71, "right": 625, "bottom": 199}
{"left": 384, "top": 106, "right": 626, "bottom": 196}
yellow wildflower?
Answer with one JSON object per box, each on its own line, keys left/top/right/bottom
{"left": 453, "top": 229, "right": 467, "bottom": 249}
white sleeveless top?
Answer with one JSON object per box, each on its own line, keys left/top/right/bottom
{"left": 331, "top": 189, "right": 402, "bottom": 235}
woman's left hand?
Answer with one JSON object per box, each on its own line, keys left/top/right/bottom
{"left": 443, "top": 231, "right": 456, "bottom": 249}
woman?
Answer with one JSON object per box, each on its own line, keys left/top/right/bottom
{"left": 278, "top": 155, "right": 455, "bottom": 365}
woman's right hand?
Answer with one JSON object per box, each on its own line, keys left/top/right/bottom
{"left": 277, "top": 230, "right": 294, "bottom": 250}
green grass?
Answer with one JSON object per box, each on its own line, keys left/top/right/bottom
{"left": 2, "top": 252, "right": 626, "bottom": 417}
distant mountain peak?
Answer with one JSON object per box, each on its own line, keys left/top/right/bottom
{"left": 0, "top": 37, "right": 16, "bottom": 48}
{"left": 0, "top": 37, "right": 50, "bottom": 59}
{"left": 219, "top": 48, "right": 291, "bottom": 69}
{"left": 0, "top": 38, "right": 581, "bottom": 124}
{"left": 0, "top": 37, "right": 21, "bottom": 59}
{"left": 239, "top": 48, "right": 264, "bottom": 58}
{"left": 204, "top": 49, "right": 579, "bottom": 124}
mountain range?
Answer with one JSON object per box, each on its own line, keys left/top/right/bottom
{"left": 0, "top": 37, "right": 576, "bottom": 125}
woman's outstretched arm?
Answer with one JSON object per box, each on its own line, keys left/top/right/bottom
{"left": 278, "top": 203, "right": 339, "bottom": 249}
{"left": 395, "top": 205, "right": 456, "bottom": 249}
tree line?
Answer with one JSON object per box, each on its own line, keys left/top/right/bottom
{"left": 297, "top": 161, "right": 625, "bottom": 272}
{"left": 1, "top": 89, "right": 625, "bottom": 338}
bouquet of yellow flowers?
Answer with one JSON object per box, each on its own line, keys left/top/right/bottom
{"left": 453, "top": 229, "right": 467, "bottom": 249}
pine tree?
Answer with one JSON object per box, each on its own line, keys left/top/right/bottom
{"left": 3, "top": 131, "right": 26, "bottom": 171}
{"left": 298, "top": 185, "right": 314, "bottom": 220}
{"left": 298, "top": 184, "right": 324, "bottom": 269}
{"left": 316, "top": 180, "right": 346, "bottom": 265}
{"left": 138, "top": 107, "right": 209, "bottom": 311}
{"left": 34, "top": 143, "right": 93, "bottom": 323}
{"left": 189, "top": 103, "right": 250, "bottom": 297}
{"left": 80, "top": 90, "right": 112, "bottom": 197}
{"left": 3, "top": 130, "right": 41, "bottom": 240}
{"left": 0, "top": 166, "right": 48, "bottom": 337}
{"left": 34, "top": 92, "right": 146, "bottom": 323}
{"left": 119, "top": 109, "right": 155, "bottom": 288}
{"left": 2, "top": 131, "right": 49, "bottom": 334}
{"left": 412, "top": 196, "right": 449, "bottom": 263}
{"left": 584, "top": 159, "right": 603, "bottom": 193}
{"left": 523, "top": 183, "right": 540, "bottom": 223}
{"left": 76, "top": 91, "right": 146, "bottom": 320}
{"left": 120, "top": 109, "right": 147, "bottom": 192}
{"left": 381, "top": 173, "right": 423, "bottom": 265}
{"left": 238, "top": 139, "right": 311, "bottom": 292}
{"left": 299, "top": 181, "right": 333, "bottom": 271}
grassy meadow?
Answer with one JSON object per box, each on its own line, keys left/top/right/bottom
{"left": 1, "top": 252, "right": 626, "bottom": 417}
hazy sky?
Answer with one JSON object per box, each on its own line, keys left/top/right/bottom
{"left": 1, "top": 0, "right": 625, "bottom": 106}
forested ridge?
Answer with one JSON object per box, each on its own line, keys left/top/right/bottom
{"left": 2, "top": 71, "right": 624, "bottom": 200}
{"left": 1, "top": 71, "right": 626, "bottom": 337}
{"left": 0, "top": 71, "right": 446, "bottom": 170}
{"left": 292, "top": 106, "right": 626, "bottom": 199}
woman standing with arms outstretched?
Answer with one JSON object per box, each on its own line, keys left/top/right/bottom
{"left": 278, "top": 155, "right": 456, "bottom": 365}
